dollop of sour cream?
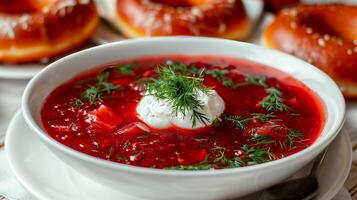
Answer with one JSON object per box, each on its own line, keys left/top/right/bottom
{"left": 136, "top": 89, "right": 225, "bottom": 129}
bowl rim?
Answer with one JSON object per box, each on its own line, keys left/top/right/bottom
{"left": 22, "top": 36, "right": 346, "bottom": 176}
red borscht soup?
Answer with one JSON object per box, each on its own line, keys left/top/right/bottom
{"left": 41, "top": 55, "right": 325, "bottom": 170}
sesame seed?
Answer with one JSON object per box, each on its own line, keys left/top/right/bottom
{"left": 354, "top": 47, "right": 357, "bottom": 53}
{"left": 21, "top": 23, "right": 28, "bottom": 30}
{"left": 354, "top": 40, "right": 357, "bottom": 45}
{"left": 306, "top": 27, "right": 313, "bottom": 34}
{"left": 191, "top": 7, "right": 202, "bottom": 17}
{"left": 66, "top": 6, "right": 74, "bottom": 14}
{"left": 163, "top": 13, "right": 171, "bottom": 23}
{"left": 79, "top": 0, "right": 89, "bottom": 4}
{"left": 347, "top": 49, "right": 353, "bottom": 55}
{"left": 281, "top": 8, "right": 289, "bottom": 14}
{"left": 337, "top": 39, "right": 344, "bottom": 46}
{"left": 318, "top": 38, "right": 325, "bottom": 47}
{"left": 163, "top": 13, "right": 172, "bottom": 33}
{"left": 323, "top": 34, "right": 330, "bottom": 41}
{"left": 59, "top": 9, "right": 66, "bottom": 17}
{"left": 290, "top": 22, "right": 297, "bottom": 29}
{"left": 289, "top": 9, "right": 297, "bottom": 16}
{"left": 42, "top": 7, "right": 49, "bottom": 13}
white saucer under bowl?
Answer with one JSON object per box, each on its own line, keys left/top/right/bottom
{"left": 5, "top": 110, "right": 352, "bottom": 200}
{"left": 91, "top": 0, "right": 264, "bottom": 44}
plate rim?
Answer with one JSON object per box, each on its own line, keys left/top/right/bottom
{"left": 5, "top": 109, "right": 352, "bottom": 200}
{"left": 0, "top": 65, "right": 44, "bottom": 80}
{"left": 319, "top": 128, "right": 352, "bottom": 200}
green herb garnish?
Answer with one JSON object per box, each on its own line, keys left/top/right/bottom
{"left": 286, "top": 129, "right": 305, "bottom": 150}
{"left": 245, "top": 75, "right": 268, "bottom": 87}
{"left": 146, "top": 65, "right": 211, "bottom": 127}
{"left": 261, "top": 87, "right": 290, "bottom": 112}
{"left": 105, "top": 62, "right": 137, "bottom": 75}
{"left": 80, "top": 72, "right": 120, "bottom": 105}
{"left": 212, "top": 117, "right": 222, "bottom": 127}
{"left": 105, "top": 145, "right": 115, "bottom": 159}
{"left": 252, "top": 128, "right": 305, "bottom": 151}
{"left": 206, "top": 69, "right": 228, "bottom": 79}
{"left": 71, "top": 99, "right": 84, "bottom": 108}
{"left": 73, "top": 71, "right": 124, "bottom": 107}
{"left": 162, "top": 61, "right": 269, "bottom": 90}
{"left": 136, "top": 132, "right": 151, "bottom": 139}
{"left": 116, "top": 154, "right": 129, "bottom": 163}
{"left": 252, "top": 135, "right": 276, "bottom": 145}
{"left": 224, "top": 113, "right": 276, "bottom": 129}
{"left": 130, "top": 150, "right": 143, "bottom": 161}
{"left": 224, "top": 115, "right": 248, "bottom": 129}
{"left": 205, "top": 69, "right": 237, "bottom": 88}
{"left": 165, "top": 60, "right": 200, "bottom": 74}
{"left": 251, "top": 113, "right": 276, "bottom": 122}
{"left": 166, "top": 145, "right": 276, "bottom": 170}
{"left": 165, "top": 162, "right": 212, "bottom": 170}
{"left": 242, "top": 144, "right": 276, "bottom": 165}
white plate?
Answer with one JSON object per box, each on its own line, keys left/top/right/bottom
{"left": 5, "top": 110, "right": 352, "bottom": 200}
{"left": 92, "top": 0, "right": 264, "bottom": 44}
{"left": 0, "top": 64, "right": 44, "bottom": 80}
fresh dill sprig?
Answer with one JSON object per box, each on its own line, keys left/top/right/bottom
{"left": 81, "top": 72, "right": 120, "bottom": 104}
{"left": 212, "top": 117, "right": 222, "bottom": 127}
{"left": 252, "top": 135, "right": 276, "bottom": 145}
{"left": 261, "top": 87, "right": 291, "bottom": 112}
{"left": 70, "top": 99, "right": 84, "bottom": 109}
{"left": 115, "top": 154, "right": 129, "bottom": 163}
{"left": 165, "top": 161, "right": 212, "bottom": 170}
{"left": 130, "top": 150, "right": 143, "bottom": 161}
{"left": 252, "top": 128, "right": 306, "bottom": 151}
{"left": 105, "top": 62, "right": 137, "bottom": 75}
{"left": 80, "top": 86, "right": 102, "bottom": 104}
{"left": 286, "top": 129, "right": 305, "bottom": 150}
{"left": 224, "top": 113, "right": 276, "bottom": 129}
{"left": 136, "top": 132, "right": 151, "bottom": 139}
{"left": 211, "top": 146, "right": 246, "bottom": 168}
{"left": 165, "top": 144, "right": 276, "bottom": 170}
{"left": 165, "top": 60, "right": 201, "bottom": 74}
{"left": 242, "top": 144, "right": 276, "bottom": 165}
{"left": 245, "top": 75, "right": 268, "bottom": 87}
{"left": 146, "top": 65, "right": 211, "bottom": 127}
{"left": 206, "top": 69, "right": 228, "bottom": 78}
{"left": 105, "top": 146, "right": 115, "bottom": 159}
{"left": 211, "top": 145, "right": 275, "bottom": 167}
{"left": 224, "top": 115, "right": 249, "bottom": 129}
{"left": 163, "top": 61, "right": 269, "bottom": 90}
{"left": 204, "top": 69, "right": 235, "bottom": 88}
{"left": 73, "top": 71, "right": 124, "bottom": 107}
{"left": 251, "top": 113, "right": 276, "bottom": 122}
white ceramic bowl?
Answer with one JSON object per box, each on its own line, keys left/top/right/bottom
{"left": 22, "top": 37, "right": 345, "bottom": 200}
